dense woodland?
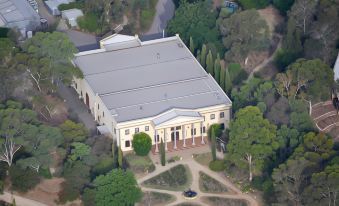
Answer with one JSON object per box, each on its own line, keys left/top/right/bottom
{"left": 0, "top": 0, "right": 339, "bottom": 205}
{"left": 168, "top": 0, "right": 339, "bottom": 205}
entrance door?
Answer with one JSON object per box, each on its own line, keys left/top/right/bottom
{"left": 85, "top": 93, "right": 89, "bottom": 107}
{"left": 171, "top": 131, "right": 180, "bottom": 141}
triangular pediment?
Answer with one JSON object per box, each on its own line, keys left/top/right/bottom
{"left": 152, "top": 109, "right": 203, "bottom": 128}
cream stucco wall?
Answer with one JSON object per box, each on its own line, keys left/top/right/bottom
{"left": 73, "top": 78, "right": 231, "bottom": 152}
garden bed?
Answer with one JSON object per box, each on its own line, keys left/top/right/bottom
{"left": 199, "top": 172, "right": 229, "bottom": 193}
{"left": 142, "top": 164, "right": 192, "bottom": 191}
{"left": 136, "top": 191, "right": 175, "bottom": 206}
{"left": 125, "top": 154, "right": 155, "bottom": 178}
{"left": 202, "top": 196, "right": 248, "bottom": 206}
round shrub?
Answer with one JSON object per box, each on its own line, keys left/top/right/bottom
{"left": 209, "top": 160, "right": 226, "bottom": 172}
{"left": 132, "top": 132, "right": 152, "bottom": 156}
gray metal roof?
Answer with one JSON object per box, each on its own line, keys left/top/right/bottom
{"left": 0, "top": 0, "right": 40, "bottom": 30}
{"left": 74, "top": 36, "right": 232, "bottom": 123}
{"left": 152, "top": 110, "right": 202, "bottom": 126}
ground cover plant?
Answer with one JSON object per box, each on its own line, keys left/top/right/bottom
{"left": 199, "top": 171, "right": 229, "bottom": 193}
{"left": 125, "top": 153, "right": 155, "bottom": 178}
{"left": 142, "top": 164, "right": 192, "bottom": 191}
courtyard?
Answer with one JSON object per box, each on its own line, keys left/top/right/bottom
{"left": 132, "top": 146, "right": 260, "bottom": 206}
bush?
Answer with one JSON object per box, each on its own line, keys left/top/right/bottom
{"left": 92, "top": 157, "right": 114, "bottom": 176}
{"left": 238, "top": 0, "right": 270, "bottom": 9}
{"left": 39, "top": 167, "right": 52, "bottom": 179}
{"left": 82, "top": 188, "right": 96, "bottom": 206}
{"left": 209, "top": 160, "right": 225, "bottom": 171}
{"left": 9, "top": 166, "right": 40, "bottom": 192}
{"left": 228, "top": 63, "right": 248, "bottom": 85}
{"left": 208, "top": 124, "right": 222, "bottom": 140}
{"left": 273, "top": 0, "right": 294, "bottom": 15}
{"left": 132, "top": 132, "right": 152, "bottom": 156}
{"left": 58, "top": 2, "right": 84, "bottom": 11}
{"left": 77, "top": 13, "right": 99, "bottom": 33}
{"left": 274, "top": 49, "right": 301, "bottom": 72}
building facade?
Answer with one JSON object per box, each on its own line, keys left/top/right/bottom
{"left": 72, "top": 34, "right": 232, "bottom": 152}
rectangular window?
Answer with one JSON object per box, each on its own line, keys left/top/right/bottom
{"left": 125, "top": 129, "right": 129, "bottom": 135}
{"left": 114, "top": 128, "right": 116, "bottom": 134}
{"left": 125, "top": 140, "right": 130, "bottom": 148}
{"left": 220, "top": 112, "right": 225, "bottom": 118}
{"left": 103, "top": 111, "right": 105, "bottom": 117}
{"left": 210, "top": 114, "right": 215, "bottom": 120}
{"left": 98, "top": 104, "right": 99, "bottom": 110}
{"left": 75, "top": 83, "right": 77, "bottom": 89}
{"left": 202, "top": 126, "right": 206, "bottom": 133}
{"left": 135, "top": 128, "right": 139, "bottom": 133}
{"left": 145, "top": 126, "right": 149, "bottom": 131}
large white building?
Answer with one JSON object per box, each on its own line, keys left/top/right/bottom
{"left": 72, "top": 34, "right": 232, "bottom": 152}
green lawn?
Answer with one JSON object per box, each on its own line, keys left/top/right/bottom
{"left": 202, "top": 196, "right": 248, "bottom": 206}
{"left": 193, "top": 153, "right": 212, "bottom": 166}
{"left": 142, "top": 164, "right": 192, "bottom": 191}
{"left": 199, "top": 171, "right": 229, "bottom": 193}
{"left": 125, "top": 153, "right": 155, "bottom": 178}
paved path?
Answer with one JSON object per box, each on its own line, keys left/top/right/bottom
{"left": 57, "top": 84, "right": 97, "bottom": 133}
{"left": 138, "top": 147, "right": 259, "bottom": 206}
{"left": 145, "top": 0, "right": 175, "bottom": 35}
{"left": 0, "top": 192, "right": 48, "bottom": 206}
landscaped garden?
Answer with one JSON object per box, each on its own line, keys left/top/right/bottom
{"left": 193, "top": 153, "right": 212, "bottom": 167}
{"left": 202, "top": 196, "right": 248, "bottom": 206}
{"left": 136, "top": 191, "right": 176, "bottom": 206}
{"left": 199, "top": 172, "right": 230, "bottom": 194}
{"left": 125, "top": 153, "right": 155, "bottom": 178}
{"left": 142, "top": 164, "right": 192, "bottom": 191}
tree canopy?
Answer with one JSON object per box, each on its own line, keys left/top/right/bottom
{"left": 167, "top": 0, "right": 219, "bottom": 49}
{"left": 92, "top": 169, "right": 141, "bottom": 206}
{"left": 275, "top": 58, "right": 334, "bottom": 102}
{"left": 21, "top": 32, "right": 82, "bottom": 91}
{"left": 218, "top": 9, "right": 270, "bottom": 64}
{"left": 227, "top": 106, "right": 278, "bottom": 181}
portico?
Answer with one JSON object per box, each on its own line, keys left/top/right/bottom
{"left": 152, "top": 110, "right": 207, "bottom": 152}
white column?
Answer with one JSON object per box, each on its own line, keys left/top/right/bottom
{"left": 174, "top": 127, "right": 177, "bottom": 149}
{"left": 116, "top": 129, "right": 121, "bottom": 147}
{"left": 191, "top": 123, "right": 195, "bottom": 145}
{"left": 164, "top": 128, "right": 168, "bottom": 151}
{"left": 200, "top": 122, "right": 205, "bottom": 144}
{"left": 155, "top": 129, "right": 159, "bottom": 153}
{"left": 182, "top": 125, "right": 186, "bottom": 147}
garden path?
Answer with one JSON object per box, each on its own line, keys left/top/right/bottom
{"left": 138, "top": 147, "right": 259, "bottom": 206}
{"left": 0, "top": 192, "right": 48, "bottom": 206}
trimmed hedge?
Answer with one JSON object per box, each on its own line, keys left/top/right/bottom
{"left": 209, "top": 160, "right": 226, "bottom": 172}
{"left": 132, "top": 132, "right": 152, "bottom": 156}
{"left": 58, "top": 2, "right": 84, "bottom": 11}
